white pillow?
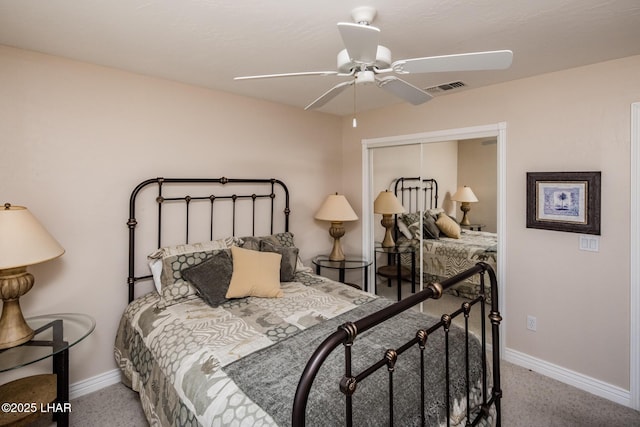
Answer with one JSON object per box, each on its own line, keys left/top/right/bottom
{"left": 397, "top": 219, "right": 413, "bottom": 239}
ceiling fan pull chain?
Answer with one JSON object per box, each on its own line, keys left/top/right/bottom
{"left": 352, "top": 77, "right": 357, "bottom": 128}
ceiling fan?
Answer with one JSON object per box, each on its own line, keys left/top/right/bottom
{"left": 234, "top": 7, "right": 513, "bottom": 111}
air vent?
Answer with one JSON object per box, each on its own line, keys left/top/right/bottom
{"left": 425, "top": 81, "right": 466, "bottom": 95}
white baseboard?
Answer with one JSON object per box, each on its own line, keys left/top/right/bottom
{"left": 504, "top": 348, "right": 632, "bottom": 408}
{"left": 69, "top": 369, "right": 122, "bottom": 400}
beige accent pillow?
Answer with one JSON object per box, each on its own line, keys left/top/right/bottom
{"left": 226, "top": 246, "right": 283, "bottom": 299}
{"left": 436, "top": 212, "right": 461, "bottom": 239}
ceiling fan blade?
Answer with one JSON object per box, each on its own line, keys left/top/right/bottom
{"left": 337, "top": 22, "right": 380, "bottom": 64}
{"left": 376, "top": 76, "right": 433, "bottom": 105}
{"left": 304, "top": 81, "right": 353, "bottom": 110}
{"left": 234, "top": 71, "right": 338, "bottom": 80}
{"left": 392, "top": 50, "right": 513, "bottom": 74}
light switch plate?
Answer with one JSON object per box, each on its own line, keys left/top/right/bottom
{"left": 579, "top": 235, "right": 599, "bottom": 252}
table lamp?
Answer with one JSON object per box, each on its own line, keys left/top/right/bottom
{"left": 0, "top": 204, "right": 65, "bottom": 349}
{"left": 315, "top": 194, "right": 358, "bottom": 261}
{"left": 374, "top": 190, "right": 405, "bottom": 247}
{"left": 451, "top": 186, "right": 479, "bottom": 226}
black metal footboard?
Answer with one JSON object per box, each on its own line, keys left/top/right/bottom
{"left": 292, "top": 262, "right": 502, "bottom": 427}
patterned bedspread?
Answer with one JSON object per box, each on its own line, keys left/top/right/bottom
{"left": 399, "top": 230, "right": 497, "bottom": 302}
{"left": 115, "top": 270, "right": 492, "bottom": 426}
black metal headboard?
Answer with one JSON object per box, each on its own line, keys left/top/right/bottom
{"left": 126, "top": 177, "right": 290, "bottom": 302}
{"left": 393, "top": 177, "right": 439, "bottom": 212}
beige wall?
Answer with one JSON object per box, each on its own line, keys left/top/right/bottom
{"left": 0, "top": 45, "right": 342, "bottom": 384}
{"left": 341, "top": 55, "right": 640, "bottom": 390}
{"left": 457, "top": 138, "right": 497, "bottom": 232}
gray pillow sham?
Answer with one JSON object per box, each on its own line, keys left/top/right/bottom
{"left": 181, "top": 249, "right": 233, "bottom": 307}
{"left": 259, "top": 240, "right": 299, "bottom": 282}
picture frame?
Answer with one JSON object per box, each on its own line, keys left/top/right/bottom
{"left": 526, "top": 171, "right": 601, "bottom": 235}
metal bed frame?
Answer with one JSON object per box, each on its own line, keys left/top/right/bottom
{"left": 394, "top": 177, "right": 439, "bottom": 212}
{"left": 124, "top": 177, "right": 502, "bottom": 426}
{"left": 293, "top": 263, "right": 502, "bottom": 427}
{"left": 393, "top": 177, "right": 439, "bottom": 241}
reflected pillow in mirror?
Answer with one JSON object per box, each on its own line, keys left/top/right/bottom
{"left": 435, "top": 212, "right": 461, "bottom": 239}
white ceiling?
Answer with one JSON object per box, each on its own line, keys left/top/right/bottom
{"left": 1, "top": 0, "right": 639, "bottom": 116}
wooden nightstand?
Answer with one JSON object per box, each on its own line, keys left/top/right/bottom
{"left": 0, "top": 313, "right": 95, "bottom": 427}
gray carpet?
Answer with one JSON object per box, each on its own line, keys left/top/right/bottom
{"left": 501, "top": 362, "right": 640, "bottom": 427}
{"left": 34, "top": 360, "right": 637, "bottom": 426}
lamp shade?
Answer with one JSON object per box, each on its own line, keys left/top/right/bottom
{"left": 315, "top": 194, "right": 358, "bottom": 222}
{"left": 0, "top": 204, "right": 65, "bottom": 269}
{"left": 374, "top": 190, "right": 405, "bottom": 215}
{"left": 451, "top": 186, "right": 479, "bottom": 203}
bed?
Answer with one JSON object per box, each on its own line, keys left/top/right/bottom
{"left": 392, "top": 177, "right": 498, "bottom": 302}
{"left": 115, "top": 177, "right": 503, "bottom": 426}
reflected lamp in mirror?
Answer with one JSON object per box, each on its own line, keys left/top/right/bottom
{"left": 374, "top": 190, "right": 405, "bottom": 248}
{"left": 0, "top": 204, "right": 65, "bottom": 349}
{"left": 315, "top": 194, "right": 358, "bottom": 261}
{"left": 451, "top": 186, "right": 479, "bottom": 226}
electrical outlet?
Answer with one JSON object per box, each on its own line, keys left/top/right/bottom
{"left": 527, "top": 315, "right": 537, "bottom": 331}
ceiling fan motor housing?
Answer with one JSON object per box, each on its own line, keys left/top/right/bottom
{"left": 337, "top": 45, "right": 391, "bottom": 73}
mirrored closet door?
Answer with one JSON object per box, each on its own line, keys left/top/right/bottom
{"left": 363, "top": 124, "right": 504, "bottom": 309}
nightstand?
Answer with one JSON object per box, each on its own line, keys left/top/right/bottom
{"left": 312, "top": 256, "right": 372, "bottom": 291}
{"left": 0, "top": 313, "right": 95, "bottom": 427}
{"left": 375, "top": 243, "right": 416, "bottom": 301}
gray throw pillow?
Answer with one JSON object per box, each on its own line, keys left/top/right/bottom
{"left": 259, "top": 240, "right": 299, "bottom": 282}
{"left": 181, "top": 250, "right": 233, "bottom": 307}
{"left": 240, "top": 236, "right": 262, "bottom": 251}
{"left": 423, "top": 214, "right": 441, "bottom": 239}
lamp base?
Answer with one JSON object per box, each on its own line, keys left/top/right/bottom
{"left": 328, "top": 221, "right": 346, "bottom": 261}
{"left": 0, "top": 268, "right": 35, "bottom": 349}
{"left": 380, "top": 214, "right": 395, "bottom": 248}
{"left": 0, "top": 300, "right": 34, "bottom": 349}
{"left": 459, "top": 202, "right": 472, "bottom": 226}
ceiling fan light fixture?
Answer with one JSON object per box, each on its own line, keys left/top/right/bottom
{"left": 355, "top": 70, "right": 375, "bottom": 85}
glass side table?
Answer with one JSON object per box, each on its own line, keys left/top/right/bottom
{"left": 0, "top": 313, "right": 95, "bottom": 427}
{"left": 460, "top": 224, "right": 485, "bottom": 231}
{"left": 312, "top": 256, "right": 372, "bottom": 291}
{"left": 375, "top": 243, "right": 417, "bottom": 301}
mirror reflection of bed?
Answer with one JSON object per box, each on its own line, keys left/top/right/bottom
{"left": 371, "top": 137, "right": 498, "bottom": 339}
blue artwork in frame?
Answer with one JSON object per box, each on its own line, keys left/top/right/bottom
{"left": 541, "top": 184, "right": 584, "bottom": 221}
{"left": 526, "top": 172, "right": 601, "bottom": 235}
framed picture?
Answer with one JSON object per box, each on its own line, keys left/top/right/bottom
{"left": 526, "top": 171, "right": 601, "bottom": 235}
